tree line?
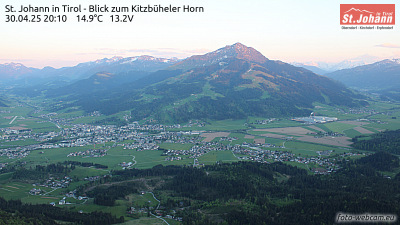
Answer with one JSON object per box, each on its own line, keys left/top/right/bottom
{"left": 352, "top": 129, "right": 400, "bottom": 154}
{"left": 71, "top": 153, "right": 400, "bottom": 224}
{"left": 0, "top": 197, "right": 124, "bottom": 225}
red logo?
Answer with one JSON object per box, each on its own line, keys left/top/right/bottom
{"left": 340, "top": 4, "right": 395, "bottom": 25}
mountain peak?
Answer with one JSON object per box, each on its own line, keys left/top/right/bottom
{"left": 232, "top": 42, "right": 247, "bottom": 49}
{"left": 2, "top": 62, "right": 27, "bottom": 69}
{"left": 93, "top": 56, "right": 123, "bottom": 64}
{"left": 390, "top": 58, "right": 400, "bottom": 64}
{"left": 0, "top": 62, "right": 34, "bottom": 79}
{"left": 371, "top": 58, "right": 400, "bottom": 67}
{"left": 218, "top": 43, "right": 268, "bottom": 63}
{"left": 172, "top": 43, "right": 268, "bottom": 70}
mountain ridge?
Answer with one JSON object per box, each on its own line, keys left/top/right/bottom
{"left": 292, "top": 55, "right": 381, "bottom": 73}
{"left": 325, "top": 58, "right": 400, "bottom": 90}
{"left": 56, "top": 43, "right": 365, "bottom": 123}
{"left": 0, "top": 55, "right": 180, "bottom": 88}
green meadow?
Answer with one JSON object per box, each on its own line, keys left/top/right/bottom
{"left": 24, "top": 145, "right": 134, "bottom": 170}
{"left": 249, "top": 118, "right": 305, "bottom": 129}
{"left": 197, "top": 151, "right": 239, "bottom": 165}
{"left": 283, "top": 140, "right": 349, "bottom": 157}
{"left": 323, "top": 122, "right": 357, "bottom": 133}
{"left": 201, "top": 119, "right": 247, "bottom": 131}
{"left": 343, "top": 129, "right": 362, "bottom": 138}
{"left": 158, "top": 143, "right": 194, "bottom": 150}
{"left": 132, "top": 150, "right": 194, "bottom": 169}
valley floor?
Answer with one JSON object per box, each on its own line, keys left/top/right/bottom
{"left": 0, "top": 97, "right": 399, "bottom": 224}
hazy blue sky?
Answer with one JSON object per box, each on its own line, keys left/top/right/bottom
{"left": 1, "top": 0, "right": 399, "bottom": 68}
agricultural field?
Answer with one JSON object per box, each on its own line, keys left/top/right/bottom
{"left": 69, "top": 167, "right": 109, "bottom": 179}
{"left": 132, "top": 150, "right": 195, "bottom": 169}
{"left": 343, "top": 129, "right": 363, "bottom": 138}
{"left": 126, "top": 192, "right": 160, "bottom": 208}
{"left": 201, "top": 132, "right": 230, "bottom": 142}
{"left": 201, "top": 119, "right": 248, "bottom": 131}
{"left": 0, "top": 103, "right": 60, "bottom": 133}
{"left": 323, "top": 122, "right": 357, "bottom": 133}
{"left": 121, "top": 218, "right": 168, "bottom": 225}
{"left": 197, "top": 151, "right": 239, "bottom": 165}
{"left": 158, "top": 143, "right": 193, "bottom": 151}
{"left": 0, "top": 178, "right": 86, "bottom": 204}
{"left": 283, "top": 141, "right": 349, "bottom": 157}
{"left": 0, "top": 138, "right": 39, "bottom": 148}
{"left": 248, "top": 118, "right": 306, "bottom": 129}
{"left": 14, "top": 145, "right": 135, "bottom": 170}
{"left": 364, "top": 119, "right": 400, "bottom": 130}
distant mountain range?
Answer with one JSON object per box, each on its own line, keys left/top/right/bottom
{"left": 291, "top": 64, "right": 329, "bottom": 75}
{"left": 0, "top": 63, "right": 38, "bottom": 79}
{"left": 292, "top": 55, "right": 381, "bottom": 74}
{"left": 325, "top": 59, "right": 400, "bottom": 90}
{"left": 42, "top": 43, "right": 365, "bottom": 123}
{"left": 0, "top": 56, "right": 179, "bottom": 87}
{"left": 45, "top": 71, "right": 150, "bottom": 97}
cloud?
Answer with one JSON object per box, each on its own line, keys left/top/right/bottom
{"left": 391, "top": 51, "right": 400, "bottom": 58}
{"left": 375, "top": 43, "right": 400, "bottom": 48}
{"left": 77, "top": 47, "right": 211, "bottom": 59}
{"left": 0, "top": 58, "right": 33, "bottom": 62}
